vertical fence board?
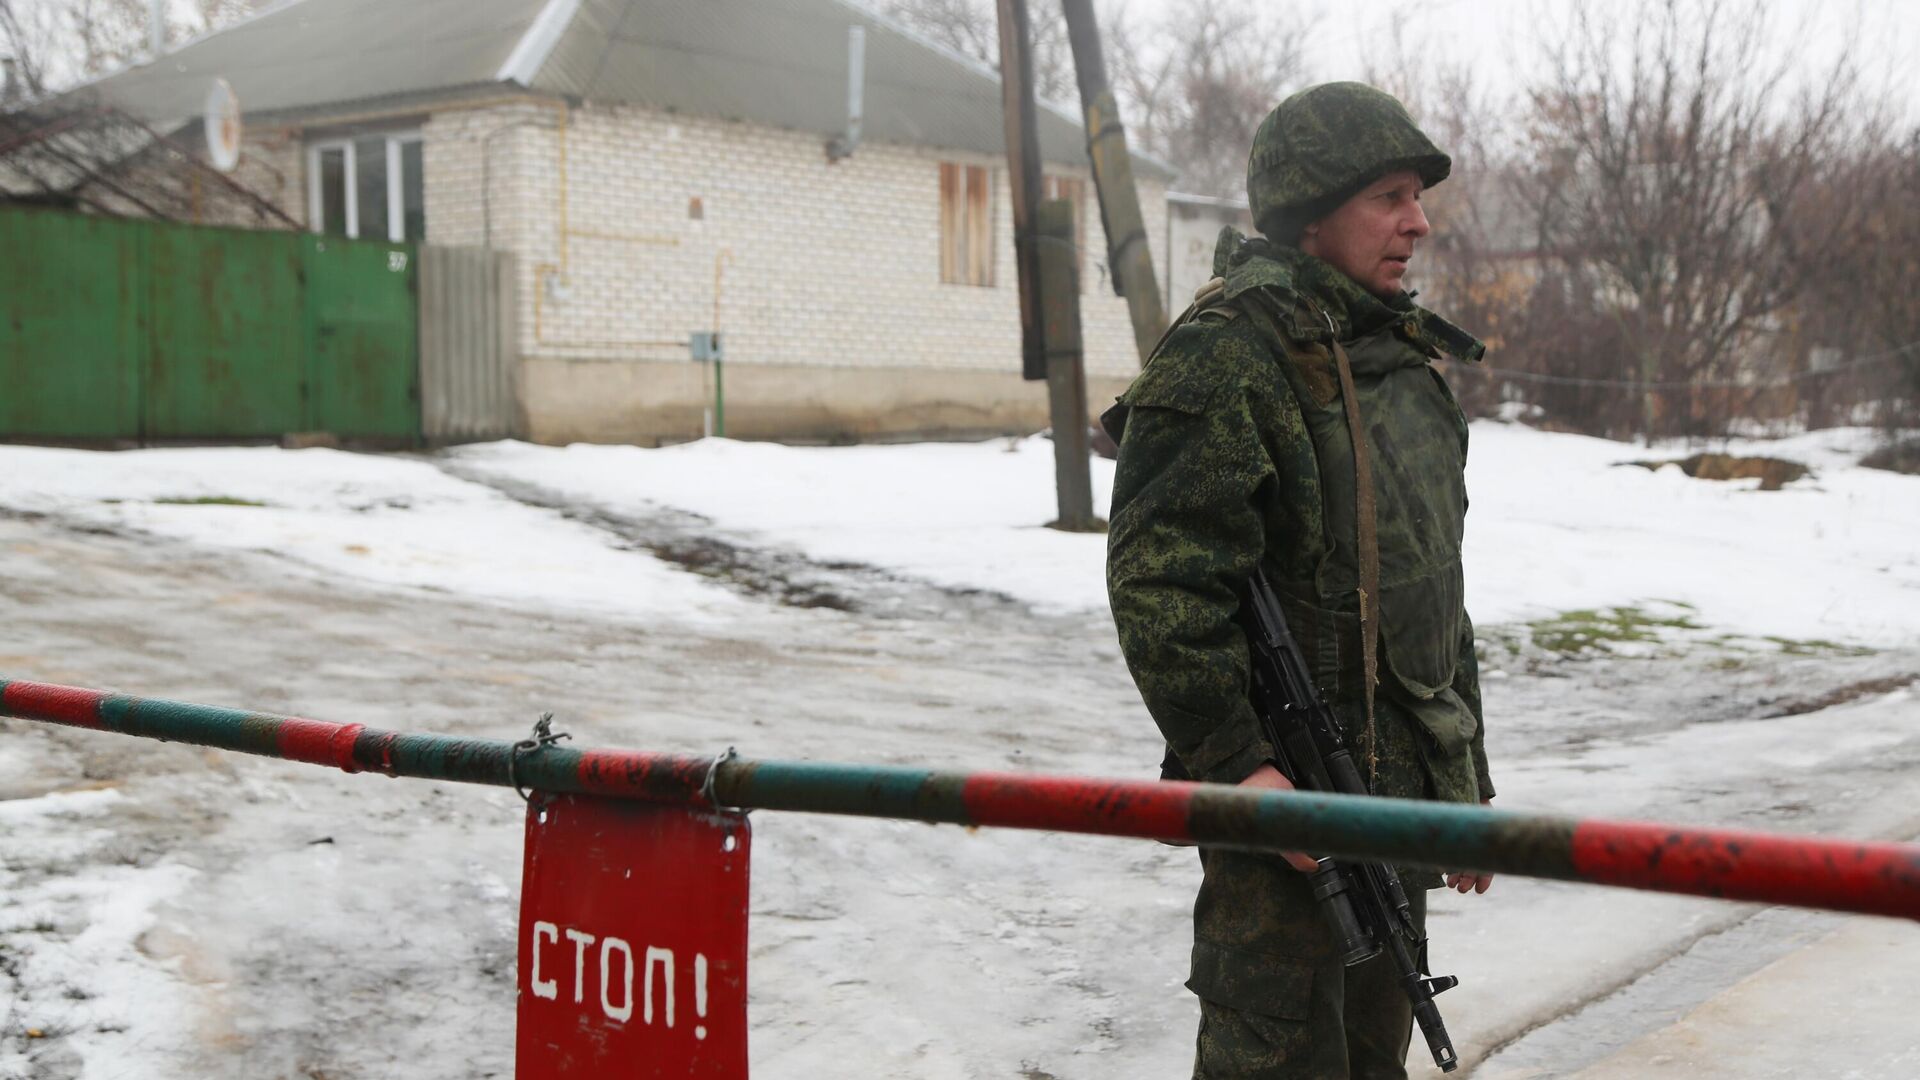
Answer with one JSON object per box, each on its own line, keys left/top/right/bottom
{"left": 419, "top": 245, "right": 518, "bottom": 443}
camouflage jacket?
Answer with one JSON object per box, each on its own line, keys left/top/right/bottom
{"left": 1104, "top": 231, "right": 1493, "bottom": 805}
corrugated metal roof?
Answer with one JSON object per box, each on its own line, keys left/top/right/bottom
{"left": 532, "top": 0, "right": 1156, "bottom": 174}
{"left": 61, "top": 0, "right": 1171, "bottom": 179}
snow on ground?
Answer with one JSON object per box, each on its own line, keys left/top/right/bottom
{"left": 0, "top": 444, "right": 744, "bottom": 626}
{"left": 450, "top": 422, "right": 1920, "bottom": 644}
{"left": 0, "top": 788, "right": 199, "bottom": 1080}
{"left": 1464, "top": 424, "right": 1920, "bottom": 646}
{"left": 2, "top": 423, "right": 1918, "bottom": 1079}
{"left": 451, "top": 435, "right": 1119, "bottom": 614}
{"left": 4, "top": 423, "right": 1915, "bottom": 642}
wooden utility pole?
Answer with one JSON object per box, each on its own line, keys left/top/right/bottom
{"left": 995, "top": 0, "right": 1047, "bottom": 382}
{"left": 1060, "top": 0, "right": 1166, "bottom": 363}
{"left": 997, "top": 0, "right": 1097, "bottom": 529}
{"left": 1037, "top": 199, "right": 1099, "bottom": 531}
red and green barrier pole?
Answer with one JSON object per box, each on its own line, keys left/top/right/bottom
{"left": 5, "top": 676, "right": 1918, "bottom": 921}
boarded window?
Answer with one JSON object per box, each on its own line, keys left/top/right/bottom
{"left": 939, "top": 162, "right": 995, "bottom": 287}
{"left": 1041, "top": 174, "right": 1087, "bottom": 290}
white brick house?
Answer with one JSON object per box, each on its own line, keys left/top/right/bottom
{"left": 65, "top": 0, "right": 1175, "bottom": 444}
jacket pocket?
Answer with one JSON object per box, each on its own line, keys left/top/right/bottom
{"left": 1397, "top": 684, "right": 1478, "bottom": 758}
{"left": 1270, "top": 587, "right": 1361, "bottom": 704}
{"left": 1187, "top": 939, "right": 1315, "bottom": 1021}
{"left": 1379, "top": 565, "right": 1464, "bottom": 699}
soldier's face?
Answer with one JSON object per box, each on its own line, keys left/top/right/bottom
{"left": 1299, "top": 170, "right": 1431, "bottom": 298}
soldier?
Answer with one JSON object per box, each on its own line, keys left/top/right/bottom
{"left": 1104, "top": 83, "right": 1496, "bottom": 1078}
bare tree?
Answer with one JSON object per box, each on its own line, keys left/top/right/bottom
{"left": 0, "top": 0, "right": 269, "bottom": 95}
{"left": 0, "top": 0, "right": 54, "bottom": 99}
{"left": 884, "top": 0, "right": 1311, "bottom": 199}
{"left": 1513, "top": 0, "right": 1881, "bottom": 440}
{"left": 1793, "top": 127, "right": 1920, "bottom": 431}
{"left": 881, "top": 0, "right": 1080, "bottom": 105}
{"left": 1109, "top": 0, "right": 1313, "bottom": 198}
{"left": 1362, "top": 30, "right": 1534, "bottom": 420}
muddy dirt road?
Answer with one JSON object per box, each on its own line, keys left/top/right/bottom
{"left": 3, "top": 498, "right": 1917, "bottom": 1079}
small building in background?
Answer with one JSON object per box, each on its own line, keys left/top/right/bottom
{"left": 27, "top": 0, "right": 1175, "bottom": 446}
{"left": 1163, "top": 191, "right": 1252, "bottom": 312}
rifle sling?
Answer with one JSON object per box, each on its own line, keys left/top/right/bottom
{"left": 1330, "top": 336, "right": 1382, "bottom": 785}
{"left": 1236, "top": 291, "right": 1383, "bottom": 786}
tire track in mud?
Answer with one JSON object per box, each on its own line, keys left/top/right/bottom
{"left": 432, "top": 458, "right": 1028, "bottom": 622}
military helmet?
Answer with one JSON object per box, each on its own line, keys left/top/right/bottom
{"left": 1247, "top": 82, "right": 1450, "bottom": 241}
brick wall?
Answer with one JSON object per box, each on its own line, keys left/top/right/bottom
{"left": 447, "top": 100, "right": 1166, "bottom": 400}
{"left": 230, "top": 129, "right": 307, "bottom": 227}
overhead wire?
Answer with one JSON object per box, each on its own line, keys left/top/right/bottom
{"left": 1451, "top": 337, "right": 1920, "bottom": 391}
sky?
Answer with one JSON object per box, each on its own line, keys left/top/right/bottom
{"left": 1296, "top": 0, "right": 1920, "bottom": 120}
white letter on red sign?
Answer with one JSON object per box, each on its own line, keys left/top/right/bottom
{"left": 531, "top": 921, "right": 559, "bottom": 1000}
{"left": 565, "top": 928, "right": 597, "bottom": 1003}
{"left": 601, "top": 937, "right": 635, "bottom": 1023}
{"left": 644, "top": 946, "right": 675, "bottom": 1027}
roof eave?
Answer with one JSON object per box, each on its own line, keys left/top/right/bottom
{"left": 496, "top": 0, "right": 584, "bottom": 86}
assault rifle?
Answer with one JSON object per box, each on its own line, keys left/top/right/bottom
{"left": 1244, "top": 566, "right": 1462, "bottom": 1072}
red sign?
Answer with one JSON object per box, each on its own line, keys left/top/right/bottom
{"left": 517, "top": 793, "right": 750, "bottom": 1078}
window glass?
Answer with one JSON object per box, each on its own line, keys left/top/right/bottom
{"left": 400, "top": 140, "right": 425, "bottom": 243}
{"left": 318, "top": 147, "right": 348, "bottom": 237}
{"left": 355, "top": 137, "right": 389, "bottom": 241}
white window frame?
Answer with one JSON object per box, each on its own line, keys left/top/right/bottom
{"left": 307, "top": 133, "right": 423, "bottom": 242}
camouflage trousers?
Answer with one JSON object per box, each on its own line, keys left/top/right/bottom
{"left": 1188, "top": 847, "right": 1428, "bottom": 1079}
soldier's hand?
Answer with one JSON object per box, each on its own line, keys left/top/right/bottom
{"left": 1446, "top": 798, "right": 1497, "bottom": 894}
{"left": 1239, "top": 763, "right": 1320, "bottom": 873}
{"left": 1444, "top": 871, "right": 1494, "bottom": 894}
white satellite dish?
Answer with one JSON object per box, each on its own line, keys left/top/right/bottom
{"left": 204, "top": 77, "right": 242, "bottom": 173}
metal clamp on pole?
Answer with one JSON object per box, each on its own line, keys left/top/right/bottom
{"left": 702, "top": 745, "right": 741, "bottom": 811}
{"left": 508, "top": 712, "right": 572, "bottom": 802}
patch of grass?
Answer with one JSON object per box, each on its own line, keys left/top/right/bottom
{"left": 152, "top": 495, "right": 269, "bottom": 507}
{"left": 1525, "top": 604, "right": 1704, "bottom": 656}
{"left": 1759, "top": 635, "right": 1874, "bottom": 658}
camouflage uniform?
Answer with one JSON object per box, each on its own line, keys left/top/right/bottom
{"left": 1103, "top": 84, "right": 1494, "bottom": 1079}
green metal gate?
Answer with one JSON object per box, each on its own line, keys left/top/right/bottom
{"left": 0, "top": 210, "right": 143, "bottom": 439}
{"left": 0, "top": 207, "right": 420, "bottom": 443}
{"left": 304, "top": 236, "right": 421, "bottom": 440}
